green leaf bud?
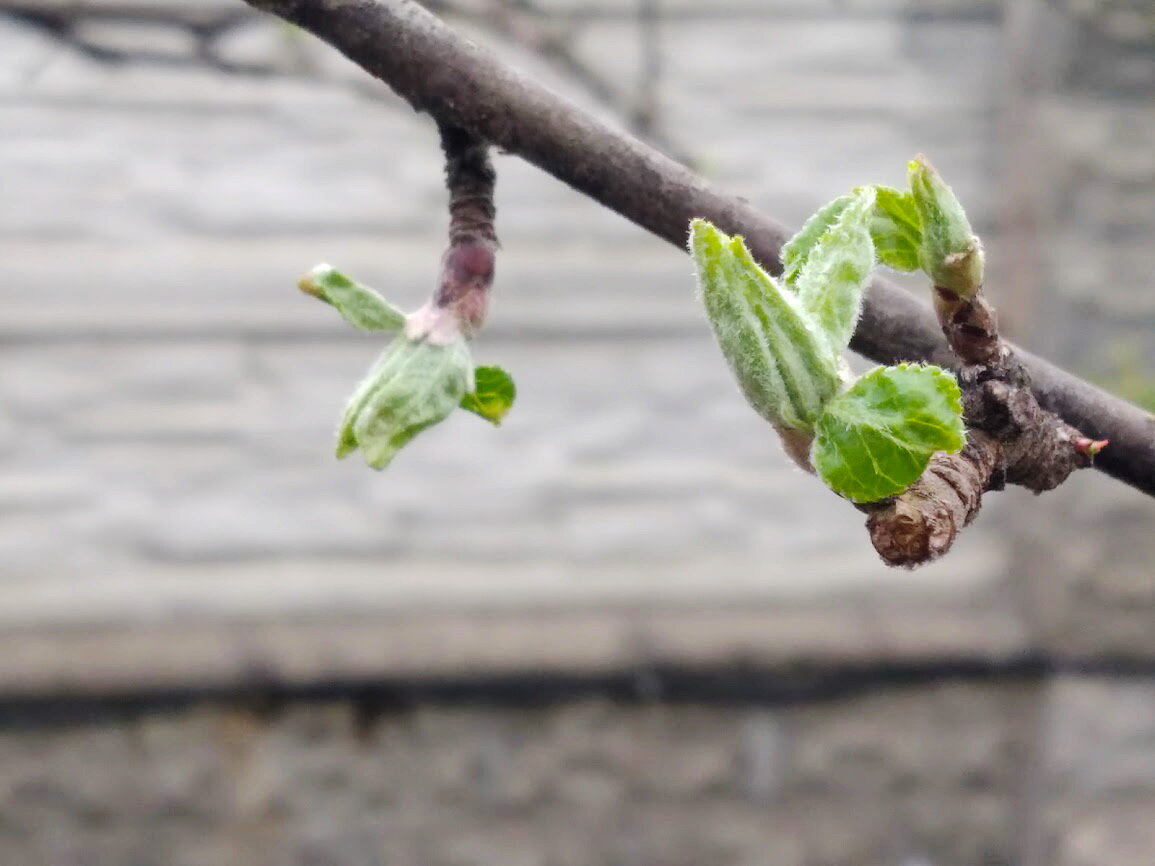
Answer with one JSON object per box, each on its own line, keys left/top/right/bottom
{"left": 908, "top": 156, "right": 984, "bottom": 296}
{"left": 336, "top": 334, "right": 473, "bottom": 470}
{"left": 689, "top": 219, "right": 841, "bottom": 432}
{"left": 780, "top": 194, "right": 854, "bottom": 287}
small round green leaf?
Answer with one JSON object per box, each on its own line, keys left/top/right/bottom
{"left": 460, "top": 365, "right": 516, "bottom": 425}
{"left": 811, "top": 363, "right": 966, "bottom": 504}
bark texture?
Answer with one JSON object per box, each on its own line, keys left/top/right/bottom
{"left": 434, "top": 122, "right": 497, "bottom": 337}
{"left": 864, "top": 295, "right": 1097, "bottom": 566}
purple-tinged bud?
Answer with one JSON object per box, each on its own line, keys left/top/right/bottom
{"left": 435, "top": 240, "right": 495, "bottom": 338}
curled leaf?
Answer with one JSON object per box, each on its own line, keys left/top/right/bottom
{"left": 811, "top": 363, "right": 965, "bottom": 503}
{"left": 690, "top": 219, "right": 841, "bottom": 431}
{"left": 337, "top": 335, "right": 473, "bottom": 469}
{"left": 780, "top": 194, "right": 853, "bottom": 286}
{"left": 791, "top": 186, "right": 876, "bottom": 355}
{"left": 300, "top": 264, "right": 407, "bottom": 331}
{"left": 868, "top": 185, "right": 922, "bottom": 272}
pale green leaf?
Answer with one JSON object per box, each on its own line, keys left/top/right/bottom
{"left": 811, "top": 363, "right": 965, "bottom": 504}
{"left": 780, "top": 194, "right": 853, "bottom": 286}
{"left": 689, "top": 219, "right": 840, "bottom": 431}
{"left": 460, "top": 365, "right": 516, "bottom": 425}
{"left": 792, "top": 187, "right": 876, "bottom": 355}
{"left": 868, "top": 185, "right": 922, "bottom": 272}
{"left": 300, "top": 264, "right": 406, "bottom": 331}
{"left": 907, "top": 156, "right": 984, "bottom": 295}
{"left": 338, "top": 335, "right": 473, "bottom": 469}
{"left": 335, "top": 342, "right": 399, "bottom": 460}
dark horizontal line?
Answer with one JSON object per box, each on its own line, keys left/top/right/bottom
{"left": 1, "top": 652, "right": 1153, "bottom": 730}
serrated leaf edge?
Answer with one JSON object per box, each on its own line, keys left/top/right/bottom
{"left": 810, "top": 362, "right": 966, "bottom": 503}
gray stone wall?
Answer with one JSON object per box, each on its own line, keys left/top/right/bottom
{"left": 0, "top": 675, "right": 1153, "bottom": 866}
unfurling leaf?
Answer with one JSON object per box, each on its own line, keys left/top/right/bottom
{"left": 780, "top": 194, "right": 853, "bottom": 286}
{"left": 299, "top": 264, "right": 407, "bottom": 331}
{"left": 301, "top": 264, "right": 517, "bottom": 471}
{"left": 690, "top": 219, "right": 841, "bottom": 431}
{"left": 811, "top": 363, "right": 965, "bottom": 504}
{"left": 868, "top": 186, "right": 922, "bottom": 272}
{"left": 337, "top": 335, "right": 473, "bottom": 469}
{"left": 791, "top": 187, "right": 876, "bottom": 354}
{"left": 461, "top": 365, "right": 517, "bottom": 425}
{"left": 908, "top": 156, "right": 984, "bottom": 295}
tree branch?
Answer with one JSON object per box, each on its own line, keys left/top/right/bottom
{"left": 864, "top": 267, "right": 1101, "bottom": 566}
{"left": 240, "top": 0, "right": 1155, "bottom": 498}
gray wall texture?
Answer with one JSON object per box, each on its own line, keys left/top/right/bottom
{"left": 2, "top": 0, "right": 1155, "bottom": 863}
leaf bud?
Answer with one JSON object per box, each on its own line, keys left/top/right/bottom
{"left": 908, "top": 155, "right": 984, "bottom": 296}
{"left": 336, "top": 334, "right": 473, "bottom": 470}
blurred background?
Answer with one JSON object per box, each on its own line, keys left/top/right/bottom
{"left": 1, "top": 0, "right": 1154, "bottom": 863}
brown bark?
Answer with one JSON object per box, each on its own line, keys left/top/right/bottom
{"left": 865, "top": 434, "right": 998, "bottom": 567}
{"left": 864, "top": 275, "right": 1099, "bottom": 566}
{"left": 434, "top": 123, "right": 497, "bottom": 337}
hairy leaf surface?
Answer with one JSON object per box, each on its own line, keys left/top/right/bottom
{"left": 780, "top": 194, "right": 853, "bottom": 287}
{"left": 908, "top": 156, "right": 984, "bottom": 294}
{"left": 791, "top": 187, "right": 876, "bottom": 355}
{"left": 690, "top": 219, "right": 840, "bottom": 431}
{"left": 300, "top": 264, "right": 407, "bottom": 331}
{"left": 812, "top": 364, "right": 965, "bottom": 503}
{"left": 868, "top": 186, "right": 922, "bottom": 272}
{"left": 339, "top": 336, "right": 473, "bottom": 469}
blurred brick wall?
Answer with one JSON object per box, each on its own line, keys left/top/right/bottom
{"left": 0, "top": 675, "right": 1152, "bottom": 866}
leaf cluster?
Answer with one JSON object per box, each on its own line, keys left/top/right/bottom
{"left": 690, "top": 159, "right": 975, "bottom": 503}
{"left": 300, "top": 265, "right": 515, "bottom": 469}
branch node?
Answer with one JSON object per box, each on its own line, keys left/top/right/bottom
{"left": 867, "top": 266, "right": 1100, "bottom": 564}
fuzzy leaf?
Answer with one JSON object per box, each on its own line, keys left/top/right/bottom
{"left": 811, "top": 363, "right": 965, "bottom": 504}
{"left": 869, "top": 185, "right": 922, "bottom": 272}
{"left": 336, "top": 343, "right": 399, "bottom": 460}
{"left": 337, "top": 335, "right": 473, "bottom": 469}
{"left": 300, "top": 264, "right": 407, "bottom": 331}
{"left": 908, "top": 156, "right": 984, "bottom": 295}
{"left": 792, "top": 187, "right": 876, "bottom": 355}
{"left": 460, "top": 365, "right": 516, "bottom": 425}
{"left": 780, "top": 194, "right": 853, "bottom": 286}
{"left": 690, "top": 219, "right": 840, "bottom": 431}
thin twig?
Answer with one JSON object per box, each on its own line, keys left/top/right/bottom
{"left": 431, "top": 123, "right": 497, "bottom": 337}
